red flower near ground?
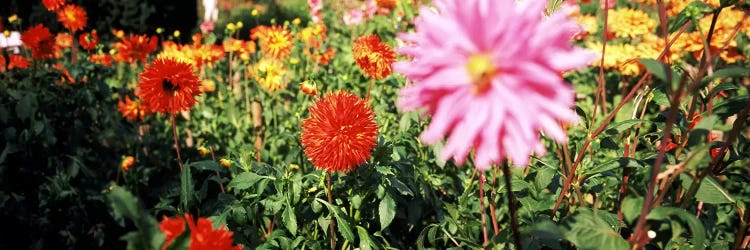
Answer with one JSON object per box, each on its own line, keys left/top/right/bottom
{"left": 43, "top": 0, "right": 66, "bottom": 11}
{"left": 21, "top": 24, "right": 58, "bottom": 59}
{"left": 352, "top": 34, "right": 395, "bottom": 79}
{"left": 8, "top": 55, "right": 30, "bottom": 70}
{"left": 118, "top": 96, "right": 150, "bottom": 121}
{"left": 158, "top": 214, "right": 241, "bottom": 250}
{"left": 158, "top": 215, "right": 186, "bottom": 249}
{"left": 113, "top": 34, "right": 158, "bottom": 63}
{"left": 54, "top": 64, "right": 74, "bottom": 84}
{"left": 301, "top": 91, "right": 378, "bottom": 173}
{"left": 56, "top": 4, "right": 87, "bottom": 32}
{"left": 79, "top": 30, "right": 98, "bottom": 50}
{"left": 136, "top": 58, "right": 201, "bottom": 114}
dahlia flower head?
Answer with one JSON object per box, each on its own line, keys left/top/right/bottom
{"left": 394, "top": 0, "right": 595, "bottom": 170}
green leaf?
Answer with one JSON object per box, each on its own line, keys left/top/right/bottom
{"left": 605, "top": 119, "right": 645, "bottom": 135}
{"left": 585, "top": 157, "right": 646, "bottom": 177}
{"left": 621, "top": 197, "right": 644, "bottom": 224}
{"left": 15, "top": 93, "right": 38, "bottom": 121}
{"left": 180, "top": 164, "right": 192, "bottom": 210}
{"left": 639, "top": 59, "right": 669, "bottom": 82}
{"left": 561, "top": 208, "right": 629, "bottom": 250}
{"left": 681, "top": 175, "right": 735, "bottom": 204}
{"left": 712, "top": 66, "right": 750, "bottom": 79}
{"left": 315, "top": 198, "right": 355, "bottom": 243}
{"left": 107, "top": 185, "right": 165, "bottom": 250}
{"left": 647, "top": 206, "right": 707, "bottom": 249}
{"left": 227, "top": 172, "right": 263, "bottom": 190}
{"left": 708, "top": 83, "right": 738, "bottom": 99}
{"left": 108, "top": 185, "right": 141, "bottom": 225}
{"left": 190, "top": 160, "right": 224, "bottom": 172}
{"left": 283, "top": 204, "right": 298, "bottom": 235}
{"left": 378, "top": 193, "right": 396, "bottom": 230}
{"left": 357, "top": 226, "right": 374, "bottom": 250}
{"left": 669, "top": 1, "right": 712, "bottom": 32}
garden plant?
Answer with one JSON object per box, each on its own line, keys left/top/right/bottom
{"left": 1, "top": 0, "right": 750, "bottom": 249}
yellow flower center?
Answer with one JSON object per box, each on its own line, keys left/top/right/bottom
{"left": 466, "top": 54, "right": 497, "bottom": 94}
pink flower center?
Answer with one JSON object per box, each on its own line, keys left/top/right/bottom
{"left": 466, "top": 54, "right": 497, "bottom": 94}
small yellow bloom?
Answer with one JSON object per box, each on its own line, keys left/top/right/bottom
{"left": 270, "top": 18, "right": 276, "bottom": 25}
{"left": 300, "top": 80, "right": 318, "bottom": 96}
{"left": 3, "top": 30, "right": 9, "bottom": 37}
{"left": 220, "top": 158, "right": 233, "bottom": 168}
{"left": 198, "top": 146, "right": 211, "bottom": 156}
{"left": 289, "top": 164, "right": 300, "bottom": 171}
{"left": 227, "top": 23, "right": 236, "bottom": 31}
{"left": 156, "top": 27, "right": 164, "bottom": 34}
{"left": 109, "top": 49, "right": 117, "bottom": 55}
{"left": 251, "top": 9, "right": 259, "bottom": 17}
{"left": 289, "top": 57, "right": 300, "bottom": 65}
{"left": 200, "top": 80, "right": 216, "bottom": 92}
{"left": 292, "top": 18, "right": 301, "bottom": 26}
{"left": 8, "top": 14, "right": 18, "bottom": 23}
{"left": 173, "top": 30, "right": 181, "bottom": 38}
{"left": 308, "top": 186, "right": 318, "bottom": 193}
{"left": 236, "top": 21, "right": 243, "bottom": 29}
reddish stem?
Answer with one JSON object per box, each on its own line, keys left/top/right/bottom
{"left": 479, "top": 172, "right": 488, "bottom": 246}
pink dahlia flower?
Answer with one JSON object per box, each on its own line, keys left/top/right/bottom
{"left": 343, "top": 9, "right": 364, "bottom": 26}
{"left": 394, "top": 0, "right": 595, "bottom": 170}
{"left": 308, "top": 0, "right": 323, "bottom": 23}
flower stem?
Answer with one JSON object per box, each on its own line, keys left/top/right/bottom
{"left": 328, "top": 172, "right": 336, "bottom": 250}
{"left": 209, "top": 146, "right": 225, "bottom": 193}
{"left": 479, "top": 172, "right": 488, "bottom": 246}
{"left": 171, "top": 111, "right": 184, "bottom": 170}
{"left": 503, "top": 163, "right": 522, "bottom": 248}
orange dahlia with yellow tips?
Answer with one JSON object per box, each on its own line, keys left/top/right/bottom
{"left": 352, "top": 34, "right": 395, "bottom": 79}
{"left": 56, "top": 4, "right": 87, "bottom": 32}
{"left": 301, "top": 91, "right": 378, "bottom": 173}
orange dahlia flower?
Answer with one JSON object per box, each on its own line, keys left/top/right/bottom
{"left": 352, "top": 34, "right": 395, "bottom": 79}
{"left": 55, "top": 33, "right": 73, "bottom": 48}
{"left": 117, "top": 96, "right": 150, "bottom": 121}
{"left": 136, "top": 58, "right": 201, "bottom": 114}
{"left": 57, "top": 4, "right": 87, "bottom": 32}
{"left": 159, "top": 214, "right": 241, "bottom": 250}
{"left": 375, "top": 0, "right": 398, "bottom": 10}
{"left": 21, "top": 24, "right": 59, "bottom": 59}
{"left": 301, "top": 91, "right": 378, "bottom": 173}
{"left": 113, "top": 34, "right": 158, "bottom": 63}
{"left": 43, "top": 0, "right": 66, "bottom": 11}
{"left": 251, "top": 25, "right": 293, "bottom": 59}
{"left": 78, "top": 30, "right": 98, "bottom": 50}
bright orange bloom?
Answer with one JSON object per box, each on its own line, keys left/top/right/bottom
{"left": 6, "top": 55, "right": 30, "bottom": 71}
{"left": 159, "top": 214, "right": 241, "bottom": 250}
{"left": 312, "top": 47, "right": 336, "bottom": 66}
{"left": 136, "top": 58, "right": 201, "bottom": 114}
{"left": 158, "top": 215, "right": 186, "bottom": 249}
{"left": 301, "top": 91, "right": 378, "bottom": 173}
{"left": 352, "top": 34, "right": 395, "bottom": 79}
{"left": 79, "top": 30, "right": 98, "bottom": 50}
{"left": 43, "top": 0, "right": 66, "bottom": 11}
{"left": 118, "top": 96, "right": 150, "bottom": 121}
{"left": 375, "top": 0, "right": 398, "bottom": 9}
{"left": 89, "top": 53, "right": 112, "bottom": 67}
{"left": 299, "top": 23, "right": 326, "bottom": 48}
{"left": 56, "top": 4, "right": 87, "bottom": 32}
{"left": 120, "top": 156, "right": 135, "bottom": 171}
{"left": 200, "top": 80, "right": 216, "bottom": 92}
{"left": 252, "top": 57, "right": 289, "bottom": 92}
{"left": 54, "top": 64, "right": 74, "bottom": 84}
{"left": 251, "top": 25, "right": 293, "bottom": 59}
{"left": 21, "top": 24, "right": 59, "bottom": 59}
{"left": 113, "top": 34, "right": 158, "bottom": 63}
{"left": 300, "top": 80, "right": 318, "bottom": 96}
{"left": 55, "top": 33, "right": 73, "bottom": 48}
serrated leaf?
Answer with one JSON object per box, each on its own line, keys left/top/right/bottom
{"left": 605, "top": 119, "right": 645, "bottom": 135}
{"left": 690, "top": 176, "right": 735, "bottom": 204}
{"left": 357, "top": 226, "right": 374, "bottom": 250}
{"left": 379, "top": 193, "right": 396, "bottom": 230}
{"left": 639, "top": 59, "right": 669, "bottom": 82}
{"left": 585, "top": 157, "right": 646, "bottom": 177}
{"left": 180, "top": 165, "right": 192, "bottom": 210}
{"left": 647, "top": 207, "right": 706, "bottom": 249}
{"left": 283, "top": 204, "right": 298, "bottom": 235}
{"left": 708, "top": 83, "right": 738, "bottom": 99}
{"left": 621, "top": 197, "right": 644, "bottom": 224}
{"left": 315, "top": 198, "right": 355, "bottom": 242}
{"left": 561, "top": 208, "right": 629, "bottom": 250}
{"left": 227, "top": 172, "right": 263, "bottom": 190}
{"left": 388, "top": 177, "right": 413, "bottom": 196}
